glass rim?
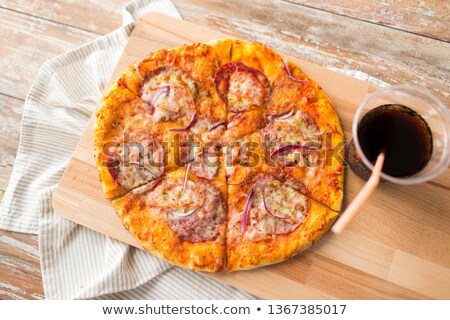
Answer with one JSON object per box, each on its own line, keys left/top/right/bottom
{"left": 352, "top": 84, "right": 450, "bottom": 185}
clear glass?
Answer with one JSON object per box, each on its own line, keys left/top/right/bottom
{"left": 352, "top": 85, "right": 450, "bottom": 185}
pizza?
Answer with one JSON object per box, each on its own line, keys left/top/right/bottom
{"left": 94, "top": 39, "right": 344, "bottom": 272}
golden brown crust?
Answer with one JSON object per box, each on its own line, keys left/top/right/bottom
{"left": 230, "top": 40, "right": 285, "bottom": 84}
{"left": 112, "top": 170, "right": 226, "bottom": 272}
{"left": 94, "top": 82, "right": 156, "bottom": 198}
{"left": 95, "top": 39, "right": 345, "bottom": 272}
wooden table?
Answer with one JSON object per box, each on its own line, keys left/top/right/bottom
{"left": 0, "top": 0, "right": 449, "bottom": 300}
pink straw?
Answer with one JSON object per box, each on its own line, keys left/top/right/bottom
{"left": 332, "top": 152, "right": 385, "bottom": 234}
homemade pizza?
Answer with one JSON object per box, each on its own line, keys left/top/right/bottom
{"left": 94, "top": 39, "right": 344, "bottom": 272}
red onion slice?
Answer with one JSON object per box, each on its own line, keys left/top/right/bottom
{"left": 135, "top": 56, "right": 148, "bottom": 80}
{"left": 227, "top": 169, "right": 250, "bottom": 186}
{"left": 170, "top": 208, "right": 197, "bottom": 218}
{"left": 130, "top": 149, "right": 147, "bottom": 179}
{"left": 227, "top": 112, "right": 243, "bottom": 124}
{"left": 241, "top": 188, "right": 255, "bottom": 233}
{"left": 262, "top": 190, "right": 290, "bottom": 220}
{"left": 227, "top": 111, "right": 248, "bottom": 129}
{"left": 280, "top": 59, "right": 307, "bottom": 84}
{"left": 151, "top": 85, "right": 170, "bottom": 106}
{"left": 214, "top": 62, "right": 270, "bottom": 108}
{"left": 274, "top": 110, "right": 295, "bottom": 121}
{"left": 170, "top": 111, "right": 197, "bottom": 132}
{"left": 144, "top": 102, "right": 154, "bottom": 115}
{"left": 271, "top": 144, "right": 318, "bottom": 158}
{"left": 143, "top": 85, "right": 170, "bottom": 115}
{"left": 208, "top": 121, "right": 226, "bottom": 132}
{"left": 182, "top": 161, "right": 192, "bottom": 192}
{"left": 129, "top": 148, "right": 141, "bottom": 166}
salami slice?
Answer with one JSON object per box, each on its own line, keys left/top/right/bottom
{"left": 104, "top": 132, "right": 165, "bottom": 190}
{"left": 189, "top": 151, "right": 220, "bottom": 180}
{"left": 214, "top": 62, "right": 270, "bottom": 112}
{"left": 146, "top": 178, "right": 226, "bottom": 243}
{"left": 228, "top": 175, "right": 308, "bottom": 243}
{"left": 260, "top": 110, "right": 321, "bottom": 166}
{"left": 140, "top": 66, "right": 197, "bottom": 123}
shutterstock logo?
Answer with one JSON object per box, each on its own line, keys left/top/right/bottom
{"left": 101, "top": 132, "right": 348, "bottom": 169}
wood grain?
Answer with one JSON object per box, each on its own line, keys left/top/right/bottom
{"left": 0, "top": 8, "right": 97, "bottom": 99}
{"left": 289, "top": 0, "right": 450, "bottom": 41}
{"left": 0, "top": 0, "right": 127, "bottom": 34}
{"left": 0, "top": 94, "right": 23, "bottom": 202}
{"left": 0, "top": 230, "right": 44, "bottom": 299}
{"left": 52, "top": 13, "right": 450, "bottom": 299}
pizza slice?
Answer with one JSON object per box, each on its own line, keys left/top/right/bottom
{"left": 120, "top": 42, "right": 228, "bottom": 136}
{"left": 227, "top": 171, "right": 337, "bottom": 271}
{"left": 112, "top": 167, "right": 227, "bottom": 272}
{"left": 260, "top": 102, "right": 344, "bottom": 211}
{"left": 94, "top": 82, "right": 167, "bottom": 198}
{"left": 265, "top": 58, "right": 344, "bottom": 149}
{"left": 213, "top": 43, "right": 275, "bottom": 143}
{"left": 225, "top": 111, "right": 344, "bottom": 212}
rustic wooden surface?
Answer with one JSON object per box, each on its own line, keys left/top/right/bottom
{"left": 0, "top": 0, "right": 449, "bottom": 300}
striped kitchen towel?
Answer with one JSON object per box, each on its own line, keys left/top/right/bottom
{"left": 0, "top": 0, "right": 255, "bottom": 300}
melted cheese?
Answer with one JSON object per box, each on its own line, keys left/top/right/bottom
{"left": 146, "top": 178, "right": 226, "bottom": 242}
{"left": 261, "top": 111, "right": 322, "bottom": 165}
{"left": 141, "top": 69, "right": 197, "bottom": 122}
{"left": 148, "top": 180, "right": 205, "bottom": 209}
{"left": 228, "top": 71, "right": 265, "bottom": 111}
{"left": 229, "top": 176, "right": 308, "bottom": 243}
{"left": 191, "top": 118, "right": 226, "bottom": 143}
{"left": 109, "top": 136, "right": 164, "bottom": 190}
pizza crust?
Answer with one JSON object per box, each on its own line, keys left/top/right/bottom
{"left": 226, "top": 171, "right": 337, "bottom": 271}
{"left": 112, "top": 169, "right": 227, "bottom": 272}
{"left": 227, "top": 201, "right": 336, "bottom": 271}
{"left": 94, "top": 82, "right": 159, "bottom": 198}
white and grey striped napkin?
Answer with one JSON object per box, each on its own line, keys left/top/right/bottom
{"left": 0, "top": 0, "right": 387, "bottom": 299}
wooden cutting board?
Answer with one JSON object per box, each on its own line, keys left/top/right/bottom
{"left": 52, "top": 12, "right": 450, "bottom": 299}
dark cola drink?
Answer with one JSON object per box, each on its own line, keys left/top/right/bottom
{"left": 357, "top": 104, "right": 433, "bottom": 177}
